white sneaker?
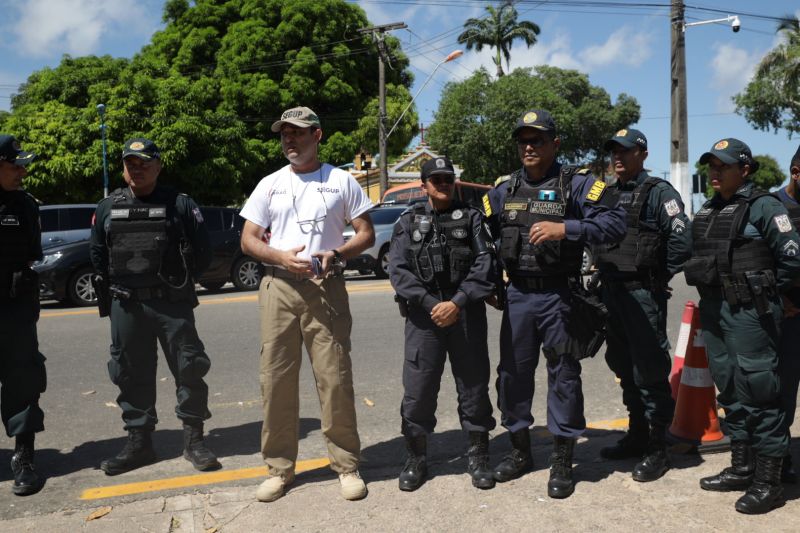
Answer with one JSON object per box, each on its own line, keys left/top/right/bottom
{"left": 339, "top": 471, "right": 367, "bottom": 501}
{"left": 256, "top": 472, "right": 295, "bottom": 502}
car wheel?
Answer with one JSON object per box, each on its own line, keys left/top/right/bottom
{"left": 373, "top": 244, "right": 390, "bottom": 279}
{"left": 200, "top": 281, "right": 225, "bottom": 291}
{"left": 67, "top": 266, "right": 97, "bottom": 307}
{"left": 581, "top": 246, "right": 593, "bottom": 275}
{"left": 232, "top": 256, "right": 263, "bottom": 291}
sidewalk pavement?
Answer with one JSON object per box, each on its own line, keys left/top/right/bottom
{"left": 3, "top": 432, "right": 799, "bottom": 533}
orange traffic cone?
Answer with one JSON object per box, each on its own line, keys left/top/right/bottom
{"left": 667, "top": 302, "right": 729, "bottom": 453}
{"left": 669, "top": 302, "right": 696, "bottom": 400}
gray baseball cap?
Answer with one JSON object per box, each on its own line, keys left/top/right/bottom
{"left": 271, "top": 106, "right": 321, "bottom": 132}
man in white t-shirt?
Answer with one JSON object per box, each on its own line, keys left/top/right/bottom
{"left": 240, "top": 106, "right": 375, "bottom": 503}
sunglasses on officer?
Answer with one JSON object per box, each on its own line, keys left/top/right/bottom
{"left": 516, "top": 135, "right": 553, "bottom": 148}
{"left": 427, "top": 174, "right": 455, "bottom": 185}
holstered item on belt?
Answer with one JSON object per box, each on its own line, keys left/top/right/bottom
{"left": 91, "top": 274, "right": 111, "bottom": 317}
{"left": 566, "top": 280, "right": 609, "bottom": 360}
{"left": 9, "top": 268, "right": 37, "bottom": 300}
{"left": 745, "top": 271, "right": 774, "bottom": 317}
{"left": 109, "top": 284, "right": 133, "bottom": 301}
{"left": 394, "top": 294, "right": 409, "bottom": 318}
{"left": 713, "top": 271, "right": 776, "bottom": 317}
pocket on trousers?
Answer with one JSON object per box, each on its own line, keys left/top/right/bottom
{"left": 737, "top": 351, "right": 779, "bottom": 406}
{"left": 180, "top": 349, "right": 211, "bottom": 380}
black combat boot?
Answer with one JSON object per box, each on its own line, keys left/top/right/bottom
{"left": 399, "top": 434, "right": 428, "bottom": 492}
{"left": 10, "top": 433, "right": 44, "bottom": 496}
{"left": 100, "top": 428, "right": 157, "bottom": 476}
{"left": 492, "top": 429, "right": 533, "bottom": 482}
{"left": 781, "top": 454, "right": 797, "bottom": 484}
{"left": 632, "top": 425, "right": 670, "bottom": 482}
{"left": 547, "top": 436, "right": 576, "bottom": 499}
{"left": 467, "top": 431, "right": 495, "bottom": 490}
{"left": 183, "top": 423, "right": 221, "bottom": 471}
{"left": 600, "top": 420, "right": 648, "bottom": 460}
{"left": 735, "top": 455, "right": 785, "bottom": 514}
{"left": 700, "top": 440, "right": 754, "bottom": 491}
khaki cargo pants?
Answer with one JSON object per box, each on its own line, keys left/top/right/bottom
{"left": 258, "top": 272, "right": 360, "bottom": 476}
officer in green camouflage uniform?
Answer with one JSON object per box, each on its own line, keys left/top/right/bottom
{"left": 90, "top": 138, "right": 220, "bottom": 475}
{"left": 0, "top": 135, "right": 46, "bottom": 495}
{"left": 594, "top": 129, "right": 691, "bottom": 482}
{"left": 684, "top": 138, "right": 800, "bottom": 514}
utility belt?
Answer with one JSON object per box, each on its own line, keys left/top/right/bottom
{"left": 0, "top": 267, "right": 38, "bottom": 302}
{"left": 108, "top": 283, "right": 196, "bottom": 304}
{"left": 510, "top": 275, "right": 570, "bottom": 291}
{"left": 697, "top": 271, "right": 777, "bottom": 317}
{"left": 604, "top": 269, "right": 668, "bottom": 291}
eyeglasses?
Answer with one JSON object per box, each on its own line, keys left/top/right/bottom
{"left": 428, "top": 175, "right": 455, "bottom": 185}
{"left": 516, "top": 137, "right": 550, "bottom": 148}
{"left": 293, "top": 192, "right": 328, "bottom": 232}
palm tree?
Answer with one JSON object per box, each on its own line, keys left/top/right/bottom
{"left": 756, "top": 15, "right": 800, "bottom": 108}
{"left": 457, "top": 1, "right": 540, "bottom": 77}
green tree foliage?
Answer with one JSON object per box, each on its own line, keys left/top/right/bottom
{"left": 697, "top": 154, "right": 786, "bottom": 198}
{"left": 426, "top": 67, "right": 640, "bottom": 182}
{"left": 5, "top": 0, "right": 416, "bottom": 204}
{"left": 734, "top": 15, "right": 800, "bottom": 137}
{"left": 457, "top": 1, "right": 540, "bottom": 78}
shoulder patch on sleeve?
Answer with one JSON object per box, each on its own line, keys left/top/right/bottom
{"left": 585, "top": 180, "right": 606, "bottom": 202}
{"left": 774, "top": 214, "right": 793, "bottom": 233}
{"left": 663, "top": 199, "right": 680, "bottom": 217}
{"left": 482, "top": 193, "right": 493, "bottom": 217}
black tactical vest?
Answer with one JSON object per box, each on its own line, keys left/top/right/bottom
{"left": 498, "top": 166, "right": 583, "bottom": 275}
{"left": 0, "top": 191, "right": 32, "bottom": 270}
{"left": 684, "top": 192, "right": 775, "bottom": 287}
{"left": 106, "top": 188, "right": 181, "bottom": 287}
{"left": 405, "top": 203, "right": 475, "bottom": 293}
{"left": 595, "top": 177, "right": 663, "bottom": 274}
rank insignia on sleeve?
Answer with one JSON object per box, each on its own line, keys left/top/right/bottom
{"left": 774, "top": 214, "right": 793, "bottom": 233}
{"left": 664, "top": 199, "right": 680, "bottom": 217}
{"left": 782, "top": 240, "right": 799, "bottom": 257}
{"left": 482, "top": 193, "right": 492, "bottom": 217}
{"left": 586, "top": 180, "right": 606, "bottom": 202}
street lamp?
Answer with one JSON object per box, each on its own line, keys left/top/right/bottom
{"left": 97, "top": 103, "right": 109, "bottom": 198}
{"left": 386, "top": 49, "right": 463, "bottom": 139}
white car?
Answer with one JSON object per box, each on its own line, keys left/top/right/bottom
{"left": 342, "top": 205, "right": 407, "bottom": 279}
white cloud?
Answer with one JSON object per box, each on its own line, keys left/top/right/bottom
{"left": 10, "top": 0, "right": 156, "bottom": 57}
{"left": 708, "top": 43, "right": 761, "bottom": 112}
{"left": 581, "top": 27, "right": 652, "bottom": 68}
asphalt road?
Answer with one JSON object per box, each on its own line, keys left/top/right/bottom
{"left": 0, "top": 274, "right": 794, "bottom": 524}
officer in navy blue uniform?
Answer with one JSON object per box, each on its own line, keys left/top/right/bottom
{"left": 483, "top": 110, "right": 626, "bottom": 498}
{"left": 389, "top": 157, "right": 497, "bottom": 491}
{"left": 90, "top": 138, "right": 220, "bottom": 476}
{"left": 775, "top": 144, "right": 800, "bottom": 484}
{"left": 595, "top": 129, "right": 691, "bottom": 482}
{"left": 0, "top": 135, "right": 46, "bottom": 496}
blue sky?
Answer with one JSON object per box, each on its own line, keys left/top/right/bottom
{"left": 1, "top": 0, "right": 799, "bottom": 182}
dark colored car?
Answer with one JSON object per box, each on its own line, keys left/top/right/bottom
{"left": 39, "top": 204, "right": 96, "bottom": 250}
{"left": 34, "top": 207, "right": 262, "bottom": 307}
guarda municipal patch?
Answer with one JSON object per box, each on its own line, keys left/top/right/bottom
{"left": 585, "top": 180, "right": 606, "bottom": 202}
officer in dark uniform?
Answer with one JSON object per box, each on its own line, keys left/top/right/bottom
{"left": 775, "top": 144, "right": 800, "bottom": 484}
{"left": 0, "top": 135, "right": 46, "bottom": 496}
{"left": 90, "top": 138, "right": 220, "bottom": 475}
{"left": 388, "top": 157, "right": 497, "bottom": 491}
{"left": 684, "top": 138, "right": 800, "bottom": 514}
{"left": 594, "top": 129, "right": 691, "bottom": 481}
{"left": 484, "top": 110, "right": 626, "bottom": 498}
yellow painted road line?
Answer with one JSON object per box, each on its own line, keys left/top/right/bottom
{"left": 79, "top": 417, "right": 630, "bottom": 500}
{"left": 79, "top": 457, "right": 331, "bottom": 500}
{"left": 40, "top": 282, "right": 393, "bottom": 318}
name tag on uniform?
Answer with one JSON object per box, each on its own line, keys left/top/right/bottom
{"left": 504, "top": 202, "right": 528, "bottom": 211}
{"left": 111, "top": 207, "right": 166, "bottom": 219}
{"left": 720, "top": 204, "right": 739, "bottom": 214}
{"left": 0, "top": 215, "right": 20, "bottom": 226}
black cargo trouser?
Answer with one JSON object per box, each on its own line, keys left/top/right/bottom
{"left": 108, "top": 297, "right": 211, "bottom": 430}
{"left": 401, "top": 301, "right": 495, "bottom": 438}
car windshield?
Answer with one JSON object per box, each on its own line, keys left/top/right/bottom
{"left": 368, "top": 208, "right": 405, "bottom": 225}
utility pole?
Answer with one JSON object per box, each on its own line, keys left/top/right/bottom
{"left": 671, "top": 0, "right": 692, "bottom": 215}
{"left": 358, "top": 22, "right": 406, "bottom": 198}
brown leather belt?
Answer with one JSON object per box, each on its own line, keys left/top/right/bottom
{"left": 264, "top": 266, "right": 313, "bottom": 281}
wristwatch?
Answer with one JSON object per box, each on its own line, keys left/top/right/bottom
{"left": 332, "top": 249, "right": 344, "bottom": 265}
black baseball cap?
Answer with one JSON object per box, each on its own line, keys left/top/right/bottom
{"left": 512, "top": 109, "right": 556, "bottom": 137}
{"left": 122, "top": 138, "right": 161, "bottom": 160}
{"left": 699, "top": 138, "right": 759, "bottom": 172}
{"left": 0, "top": 135, "right": 35, "bottom": 166}
{"left": 604, "top": 128, "right": 647, "bottom": 151}
{"left": 791, "top": 144, "right": 800, "bottom": 166}
{"left": 421, "top": 157, "right": 455, "bottom": 182}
